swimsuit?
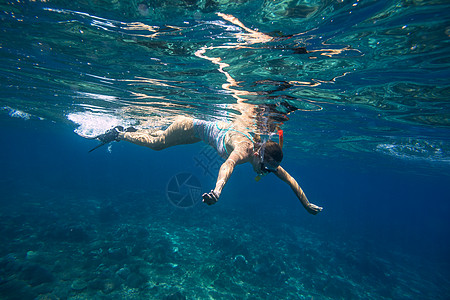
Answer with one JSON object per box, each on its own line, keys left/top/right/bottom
{"left": 193, "top": 119, "right": 253, "bottom": 159}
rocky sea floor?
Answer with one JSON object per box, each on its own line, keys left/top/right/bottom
{"left": 0, "top": 186, "right": 448, "bottom": 300}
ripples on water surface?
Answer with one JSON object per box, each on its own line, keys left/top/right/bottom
{"left": 1, "top": 0, "right": 449, "bottom": 164}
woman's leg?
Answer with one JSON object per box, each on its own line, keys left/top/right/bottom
{"left": 119, "top": 116, "right": 201, "bottom": 150}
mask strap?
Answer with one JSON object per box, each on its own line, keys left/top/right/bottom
{"left": 259, "top": 143, "right": 266, "bottom": 161}
{"left": 259, "top": 133, "right": 271, "bottom": 161}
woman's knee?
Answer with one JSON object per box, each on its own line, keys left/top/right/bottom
{"left": 172, "top": 116, "right": 195, "bottom": 132}
{"left": 174, "top": 115, "right": 192, "bottom": 124}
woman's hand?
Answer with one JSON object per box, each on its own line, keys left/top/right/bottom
{"left": 202, "top": 190, "right": 218, "bottom": 205}
{"left": 306, "top": 203, "right": 323, "bottom": 215}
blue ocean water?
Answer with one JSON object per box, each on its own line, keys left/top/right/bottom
{"left": 1, "top": 0, "right": 450, "bottom": 299}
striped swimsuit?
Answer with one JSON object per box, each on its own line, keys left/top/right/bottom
{"left": 193, "top": 119, "right": 253, "bottom": 159}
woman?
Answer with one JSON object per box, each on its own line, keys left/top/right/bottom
{"left": 92, "top": 116, "right": 323, "bottom": 215}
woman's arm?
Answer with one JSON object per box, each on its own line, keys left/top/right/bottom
{"left": 274, "top": 166, "right": 323, "bottom": 215}
{"left": 202, "top": 149, "right": 246, "bottom": 205}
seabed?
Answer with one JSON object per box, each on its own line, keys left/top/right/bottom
{"left": 0, "top": 187, "right": 447, "bottom": 299}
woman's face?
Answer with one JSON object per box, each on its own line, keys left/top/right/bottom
{"left": 260, "top": 156, "right": 279, "bottom": 173}
{"left": 253, "top": 150, "right": 279, "bottom": 174}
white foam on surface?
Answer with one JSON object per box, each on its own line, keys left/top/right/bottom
{"left": 376, "top": 140, "right": 450, "bottom": 164}
{"left": 67, "top": 111, "right": 135, "bottom": 138}
{"left": 2, "top": 106, "right": 31, "bottom": 120}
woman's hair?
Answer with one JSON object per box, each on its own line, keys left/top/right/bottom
{"left": 263, "top": 140, "right": 283, "bottom": 163}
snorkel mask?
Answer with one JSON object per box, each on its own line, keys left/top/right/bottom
{"left": 255, "top": 129, "right": 283, "bottom": 182}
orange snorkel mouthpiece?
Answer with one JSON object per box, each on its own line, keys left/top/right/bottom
{"left": 278, "top": 129, "right": 283, "bottom": 148}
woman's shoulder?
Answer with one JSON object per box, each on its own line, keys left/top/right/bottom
{"left": 227, "top": 133, "right": 254, "bottom": 154}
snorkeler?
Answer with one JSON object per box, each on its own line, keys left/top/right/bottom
{"left": 91, "top": 116, "right": 323, "bottom": 215}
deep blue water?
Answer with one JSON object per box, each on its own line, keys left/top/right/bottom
{"left": 1, "top": 0, "right": 450, "bottom": 299}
